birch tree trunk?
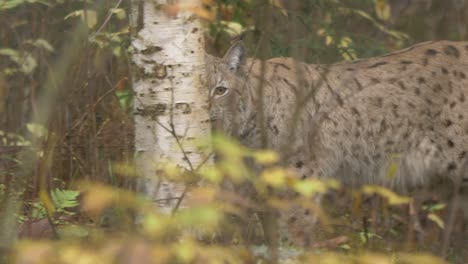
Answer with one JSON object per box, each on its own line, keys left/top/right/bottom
{"left": 130, "top": 0, "right": 211, "bottom": 213}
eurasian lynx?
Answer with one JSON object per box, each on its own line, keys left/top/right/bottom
{"left": 206, "top": 41, "right": 468, "bottom": 245}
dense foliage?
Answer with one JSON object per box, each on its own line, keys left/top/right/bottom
{"left": 0, "top": 0, "right": 467, "bottom": 263}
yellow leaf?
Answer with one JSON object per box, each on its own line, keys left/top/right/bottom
{"left": 220, "top": 160, "right": 248, "bottom": 182}
{"left": 359, "top": 253, "right": 392, "bottom": 264}
{"left": 261, "top": 167, "right": 287, "bottom": 188}
{"left": 176, "top": 241, "right": 196, "bottom": 262}
{"left": 317, "top": 28, "right": 326, "bottom": 37}
{"left": 293, "top": 179, "right": 327, "bottom": 197}
{"left": 339, "top": 37, "right": 357, "bottom": 61}
{"left": 270, "top": 0, "right": 287, "bottom": 17}
{"left": 151, "top": 246, "right": 172, "bottom": 263}
{"left": 327, "top": 179, "right": 341, "bottom": 189}
{"left": 375, "top": 0, "right": 391, "bottom": 21}
{"left": 160, "top": 162, "right": 184, "bottom": 181}
{"left": 176, "top": 207, "right": 222, "bottom": 232}
{"left": 219, "top": 21, "right": 245, "bottom": 37}
{"left": 340, "top": 37, "right": 350, "bottom": 48}
{"left": 57, "top": 225, "right": 89, "bottom": 238}
{"left": 200, "top": 166, "right": 223, "bottom": 183}
{"left": 386, "top": 161, "right": 398, "bottom": 178}
{"left": 112, "top": 162, "right": 138, "bottom": 177}
{"left": 110, "top": 8, "right": 126, "bottom": 20}
{"left": 325, "top": 35, "right": 334, "bottom": 46}
{"left": 143, "top": 213, "right": 169, "bottom": 236}
{"left": 13, "top": 242, "right": 53, "bottom": 263}
{"left": 362, "top": 185, "right": 410, "bottom": 205}
{"left": 81, "top": 10, "right": 97, "bottom": 29}
{"left": 26, "top": 123, "right": 48, "bottom": 138}
{"left": 251, "top": 150, "right": 279, "bottom": 165}
{"left": 428, "top": 213, "right": 445, "bottom": 229}
{"left": 81, "top": 184, "right": 116, "bottom": 214}
{"left": 211, "top": 133, "right": 247, "bottom": 159}
{"left": 398, "top": 254, "right": 447, "bottom": 264}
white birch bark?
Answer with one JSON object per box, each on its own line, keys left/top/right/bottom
{"left": 130, "top": 0, "right": 211, "bottom": 213}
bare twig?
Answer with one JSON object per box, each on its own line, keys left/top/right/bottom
{"left": 92, "top": 0, "right": 124, "bottom": 37}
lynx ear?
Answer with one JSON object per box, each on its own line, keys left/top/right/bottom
{"left": 223, "top": 41, "right": 246, "bottom": 72}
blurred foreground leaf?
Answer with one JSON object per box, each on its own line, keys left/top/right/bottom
{"left": 362, "top": 185, "right": 410, "bottom": 205}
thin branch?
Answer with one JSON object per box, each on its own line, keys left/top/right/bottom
{"left": 92, "top": 0, "right": 124, "bottom": 37}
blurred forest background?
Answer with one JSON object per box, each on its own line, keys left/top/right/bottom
{"left": 0, "top": 0, "right": 467, "bottom": 263}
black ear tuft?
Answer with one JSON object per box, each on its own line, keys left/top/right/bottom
{"left": 223, "top": 41, "right": 246, "bottom": 72}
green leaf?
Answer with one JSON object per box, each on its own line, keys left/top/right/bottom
{"left": 30, "top": 201, "right": 47, "bottom": 219}
{"left": 57, "top": 225, "right": 89, "bottom": 238}
{"left": 110, "top": 8, "right": 126, "bottom": 20}
{"left": 0, "top": 0, "right": 25, "bottom": 9}
{"left": 423, "top": 202, "right": 446, "bottom": 212}
{"left": 25, "top": 39, "right": 54, "bottom": 52}
{"left": 359, "top": 231, "right": 382, "bottom": 243}
{"left": 112, "top": 46, "right": 121, "bottom": 57}
{"left": 0, "top": 48, "right": 20, "bottom": 59}
{"left": 0, "top": 0, "right": 52, "bottom": 10}
{"left": 51, "top": 189, "right": 80, "bottom": 211}
{"left": 64, "top": 10, "right": 81, "bottom": 20}
{"left": 26, "top": 122, "right": 48, "bottom": 138}
{"left": 20, "top": 52, "right": 37, "bottom": 73}
{"left": 0, "top": 49, "right": 37, "bottom": 73}
{"left": 339, "top": 244, "right": 351, "bottom": 250}
{"left": 65, "top": 9, "right": 97, "bottom": 29}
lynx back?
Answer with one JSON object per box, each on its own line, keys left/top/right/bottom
{"left": 206, "top": 41, "right": 468, "bottom": 246}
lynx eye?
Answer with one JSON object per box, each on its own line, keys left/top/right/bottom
{"left": 214, "top": 86, "right": 229, "bottom": 96}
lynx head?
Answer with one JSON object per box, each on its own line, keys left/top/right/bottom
{"left": 206, "top": 41, "right": 255, "bottom": 139}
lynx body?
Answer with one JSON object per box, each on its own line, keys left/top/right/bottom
{"left": 206, "top": 41, "right": 468, "bottom": 245}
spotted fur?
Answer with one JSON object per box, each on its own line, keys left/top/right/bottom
{"left": 206, "top": 41, "right": 468, "bottom": 246}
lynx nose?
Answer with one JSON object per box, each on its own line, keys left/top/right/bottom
{"left": 209, "top": 113, "right": 224, "bottom": 133}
